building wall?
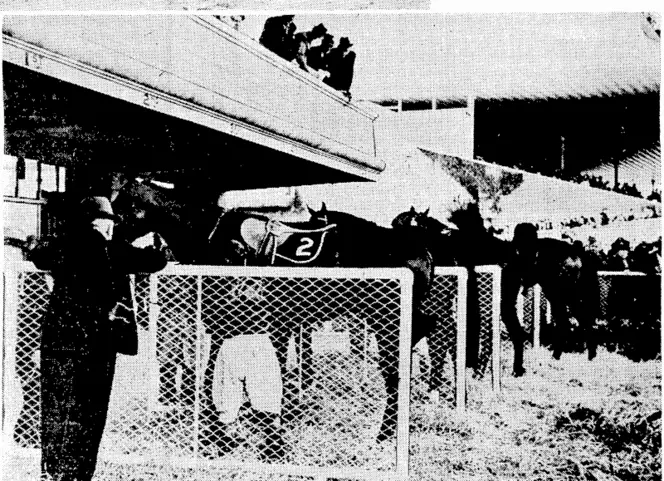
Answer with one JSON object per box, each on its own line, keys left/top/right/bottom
{"left": 376, "top": 107, "right": 474, "bottom": 159}
{"left": 2, "top": 155, "right": 67, "bottom": 241}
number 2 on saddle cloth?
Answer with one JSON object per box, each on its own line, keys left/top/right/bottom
{"left": 257, "top": 220, "right": 338, "bottom": 266}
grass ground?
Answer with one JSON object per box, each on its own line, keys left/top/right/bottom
{"left": 2, "top": 347, "right": 659, "bottom": 481}
{"left": 409, "top": 347, "right": 661, "bottom": 481}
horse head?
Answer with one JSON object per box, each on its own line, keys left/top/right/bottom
{"left": 391, "top": 206, "right": 422, "bottom": 229}
{"left": 392, "top": 207, "right": 452, "bottom": 236}
{"left": 111, "top": 177, "right": 215, "bottom": 263}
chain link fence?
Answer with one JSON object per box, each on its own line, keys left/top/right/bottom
{"left": 412, "top": 266, "right": 502, "bottom": 406}
{"left": 3, "top": 263, "right": 421, "bottom": 481}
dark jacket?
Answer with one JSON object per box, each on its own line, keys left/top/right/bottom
{"left": 30, "top": 228, "right": 168, "bottom": 353}
{"left": 306, "top": 44, "right": 330, "bottom": 71}
{"left": 259, "top": 16, "right": 296, "bottom": 62}
{"left": 324, "top": 48, "right": 356, "bottom": 92}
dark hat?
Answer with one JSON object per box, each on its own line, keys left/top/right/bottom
{"left": 321, "top": 33, "right": 335, "bottom": 45}
{"left": 514, "top": 222, "right": 538, "bottom": 242}
{"left": 339, "top": 37, "right": 353, "bottom": 48}
{"left": 80, "top": 196, "right": 120, "bottom": 222}
{"left": 311, "top": 23, "right": 328, "bottom": 36}
{"left": 272, "top": 14, "right": 295, "bottom": 22}
{"left": 613, "top": 237, "right": 630, "bottom": 250}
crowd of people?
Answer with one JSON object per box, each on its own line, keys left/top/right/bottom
{"left": 559, "top": 172, "right": 660, "bottom": 202}
{"left": 579, "top": 236, "right": 661, "bottom": 274}
{"left": 259, "top": 16, "right": 356, "bottom": 99}
{"left": 531, "top": 203, "right": 661, "bottom": 233}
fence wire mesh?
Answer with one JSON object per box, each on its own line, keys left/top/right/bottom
{"left": 3, "top": 264, "right": 415, "bottom": 481}
{"left": 413, "top": 266, "right": 500, "bottom": 407}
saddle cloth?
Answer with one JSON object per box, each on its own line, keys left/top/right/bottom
{"left": 239, "top": 217, "right": 336, "bottom": 265}
{"left": 272, "top": 225, "right": 336, "bottom": 265}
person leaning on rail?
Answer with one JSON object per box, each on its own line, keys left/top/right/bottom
{"left": 27, "top": 196, "right": 168, "bottom": 481}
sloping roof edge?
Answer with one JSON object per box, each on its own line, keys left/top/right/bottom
{"left": 3, "top": 16, "right": 384, "bottom": 180}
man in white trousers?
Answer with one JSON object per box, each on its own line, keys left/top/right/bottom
{"left": 209, "top": 278, "right": 285, "bottom": 462}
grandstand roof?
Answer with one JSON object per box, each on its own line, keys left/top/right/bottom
{"left": 420, "top": 148, "right": 659, "bottom": 231}
{"left": 582, "top": 142, "right": 661, "bottom": 193}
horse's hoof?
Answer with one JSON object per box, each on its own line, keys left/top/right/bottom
{"left": 513, "top": 367, "right": 526, "bottom": 377}
{"left": 552, "top": 350, "right": 562, "bottom": 361}
{"left": 587, "top": 347, "right": 597, "bottom": 361}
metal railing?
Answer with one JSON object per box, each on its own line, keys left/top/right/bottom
{"left": 1, "top": 262, "right": 509, "bottom": 480}
{"left": 3, "top": 262, "right": 426, "bottom": 481}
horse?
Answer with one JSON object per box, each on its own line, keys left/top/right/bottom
{"left": 393, "top": 205, "right": 601, "bottom": 378}
{"left": 204, "top": 202, "right": 437, "bottom": 442}
{"left": 112, "top": 183, "right": 437, "bottom": 442}
{"left": 297, "top": 203, "right": 437, "bottom": 441}
{"left": 392, "top": 205, "right": 509, "bottom": 383}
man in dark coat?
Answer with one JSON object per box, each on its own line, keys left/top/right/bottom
{"left": 259, "top": 15, "right": 297, "bottom": 62}
{"left": 293, "top": 23, "right": 328, "bottom": 73}
{"left": 29, "top": 196, "right": 168, "bottom": 481}
{"left": 306, "top": 32, "right": 334, "bottom": 72}
{"left": 323, "top": 37, "right": 356, "bottom": 96}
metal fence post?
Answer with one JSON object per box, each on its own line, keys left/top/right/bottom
{"left": 363, "top": 316, "right": 369, "bottom": 384}
{"left": 1, "top": 270, "right": 19, "bottom": 445}
{"left": 396, "top": 269, "right": 414, "bottom": 480}
{"left": 533, "top": 284, "right": 541, "bottom": 350}
{"left": 491, "top": 267, "right": 502, "bottom": 393}
{"left": 148, "top": 274, "right": 160, "bottom": 412}
{"left": 194, "top": 274, "right": 203, "bottom": 459}
{"left": 298, "top": 323, "right": 304, "bottom": 404}
{"left": 456, "top": 270, "right": 468, "bottom": 413}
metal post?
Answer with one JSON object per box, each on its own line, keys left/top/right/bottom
{"left": 456, "top": 270, "right": 468, "bottom": 413}
{"left": 467, "top": 96, "right": 475, "bottom": 159}
{"left": 533, "top": 284, "right": 541, "bottom": 350}
{"left": 148, "top": 274, "right": 160, "bottom": 411}
{"left": 298, "top": 324, "right": 304, "bottom": 404}
{"left": 1, "top": 271, "right": 20, "bottom": 446}
{"left": 491, "top": 268, "right": 502, "bottom": 393}
{"left": 194, "top": 274, "right": 203, "bottom": 458}
{"left": 363, "top": 316, "right": 369, "bottom": 383}
{"left": 396, "top": 270, "right": 414, "bottom": 480}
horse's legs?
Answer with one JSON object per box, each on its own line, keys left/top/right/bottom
{"left": 426, "top": 307, "right": 454, "bottom": 394}
{"left": 465, "top": 268, "right": 481, "bottom": 371}
{"left": 157, "top": 322, "right": 180, "bottom": 406}
{"left": 296, "top": 318, "right": 314, "bottom": 392}
{"left": 375, "top": 325, "right": 400, "bottom": 442}
{"left": 570, "top": 271, "right": 600, "bottom": 361}
{"left": 268, "top": 314, "right": 302, "bottom": 423}
{"left": 199, "top": 332, "right": 223, "bottom": 448}
{"left": 501, "top": 271, "right": 526, "bottom": 376}
{"left": 541, "top": 286, "right": 570, "bottom": 360}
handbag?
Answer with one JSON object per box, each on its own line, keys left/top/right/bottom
{"left": 109, "top": 277, "right": 139, "bottom": 356}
